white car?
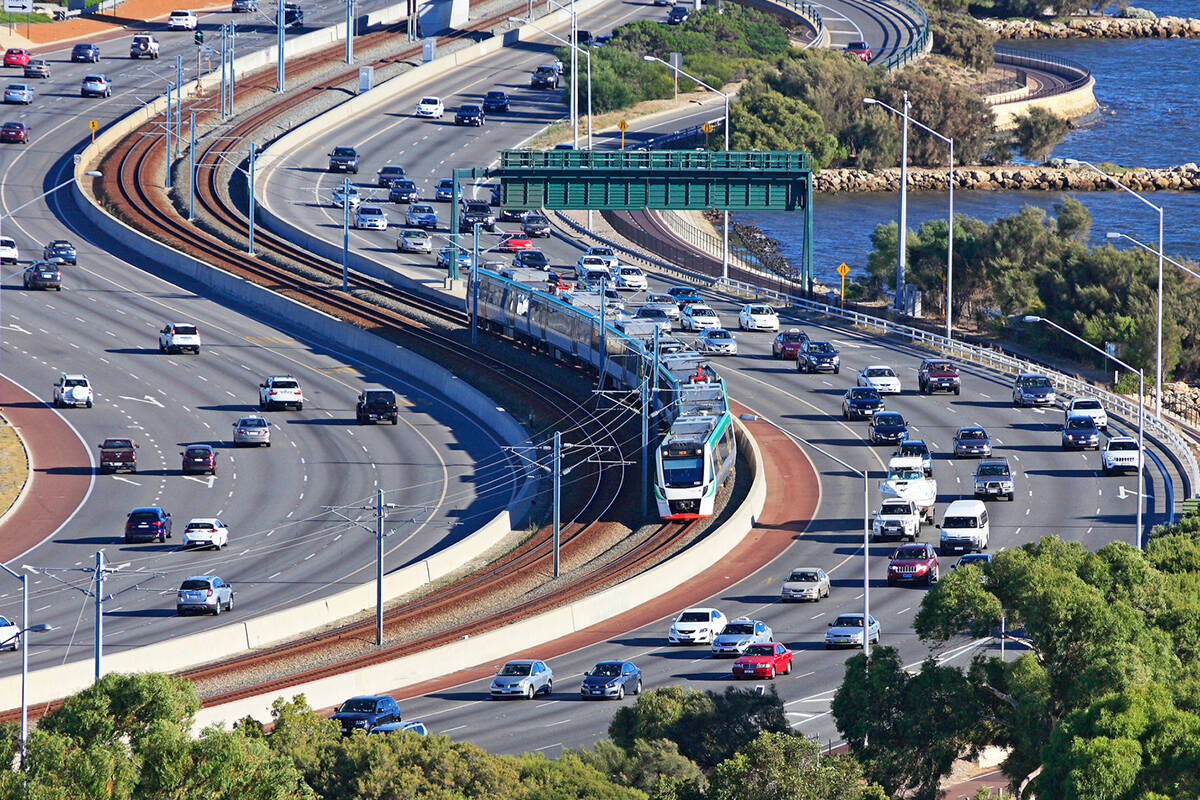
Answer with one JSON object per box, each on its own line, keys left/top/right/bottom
{"left": 710, "top": 617, "right": 772, "bottom": 656}
{"left": 1066, "top": 397, "right": 1108, "bottom": 430}
{"left": 415, "top": 96, "right": 444, "bottom": 118}
{"left": 397, "top": 228, "right": 432, "bottom": 253}
{"left": 0, "top": 615, "right": 18, "bottom": 650}
{"left": 644, "top": 293, "right": 681, "bottom": 321}
{"left": 182, "top": 518, "right": 229, "bottom": 549}
{"left": 53, "top": 374, "right": 94, "bottom": 408}
{"left": 0, "top": 236, "right": 17, "bottom": 264}
{"left": 159, "top": 322, "right": 201, "bottom": 354}
{"left": 614, "top": 265, "right": 647, "bottom": 291}
{"left": 668, "top": 607, "right": 728, "bottom": 645}
{"left": 166, "top": 9, "right": 197, "bottom": 29}
{"left": 258, "top": 375, "right": 304, "bottom": 410}
{"left": 3, "top": 83, "right": 33, "bottom": 105}
{"left": 879, "top": 456, "right": 937, "bottom": 524}
{"left": 331, "top": 185, "right": 361, "bottom": 208}
{"left": 780, "top": 567, "right": 830, "bottom": 602}
{"left": 1101, "top": 436, "right": 1142, "bottom": 475}
{"left": 680, "top": 303, "right": 721, "bottom": 331}
{"left": 354, "top": 205, "right": 388, "bottom": 230}
{"left": 574, "top": 255, "right": 611, "bottom": 280}
{"left": 737, "top": 303, "right": 779, "bottom": 331}
{"left": 584, "top": 245, "right": 619, "bottom": 270}
{"left": 857, "top": 365, "right": 901, "bottom": 394}
{"left": 695, "top": 328, "right": 737, "bottom": 355}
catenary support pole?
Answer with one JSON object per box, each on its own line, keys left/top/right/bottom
{"left": 247, "top": 142, "right": 256, "bottom": 253}
{"left": 375, "top": 489, "right": 383, "bottom": 645}
{"left": 94, "top": 550, "right": 104, "bottom": 683}
{"left": 342, "top": 176, "right": 350, "bottom": 292}
{"left": 276, "top": 0, "right": 285, "bottom": 91}
{"left": 188, "top": 111, "right": 196, "bottom": 220}
{"left": 164, "top": 87, "right": 172, "bottom": 189}
{"left": 552, "top": 432, "right": 561, "bottom": 578}
{"left": 220, "top": 25, "right": 227, "bottom": 120}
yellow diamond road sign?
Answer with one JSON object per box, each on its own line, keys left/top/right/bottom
{"left": 700, "top": 122, "right": 713, "bottom": 134}
{"left": 836, "top": 262, "right": 850, "bottom": 277}
{"left": 617, "top": 119, "right": 628, "bottom": 132}
{"left": 88, "top": 119, "right": 99, "bottom": 130}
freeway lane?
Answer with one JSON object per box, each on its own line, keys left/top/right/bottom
{"left": 0, "top": 10, "right": 519, "bottom": 676}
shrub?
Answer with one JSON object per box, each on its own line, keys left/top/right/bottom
{"left": 930, "top": 10, "right": 996, "bottom": 71}
{"left": 1011, "top": 106, "right": 1070, "bottom": 161}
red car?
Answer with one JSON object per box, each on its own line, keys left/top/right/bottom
{"left": 181, "top": 444, "right": 217, "bottom": 475}
{"left": 918, "top": 358, "right": 961, "bottom": 395}
{"left": 497, "top": 231, "right": 532, "bottom": 252}
{"left": 887, "top": 542, "right": 940, "bottom": 586}
{"left": 0, "top": 121, "right": 28, "bottom": 143}
{"left": 3, "top": 49, "right": 30, "bottom": 68}
{"left": 771, "top": 328, "right": 809, "bottom": 359}
{"left": 732, "top": 642, "right": 792, "bottom": 679}
{"left": 843, "top": 41, "right": 872, "bottom": 62}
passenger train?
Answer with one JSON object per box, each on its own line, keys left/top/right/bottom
{"left": 469, "top": 267, "right": 736, "bottom": 520}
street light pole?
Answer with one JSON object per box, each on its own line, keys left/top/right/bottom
{"left": 511, "top": 15, "right": 592, "bottom": 151}
{"left": 1024, "top": 315, "right": 1144, "bottom": 545}
{"left": 643, "top": 54, "right": 730, "bottom": 282}
{"left": 863, "top": 96, "right": 954, "bottom": 338}
{"left": 0, "top": 171, "right": 102, "bottom": 237}
{"left": 188, "top": 111, "right": 196, "bottom": 220}
{"left": 342, "top": 176, "right": 350, "bottom": 292}
{"left": 1068, "top": 158, "right": 1163, "bottom": 417}
{"left": 0, "top": 564, "right": 52, "bottom": 767}
{"left": 276, "top": 0, "right": 285, "bottom": 92}
{"left": 247, "top": 141, "right": 256, "bottom": 254}
{"left": 1107, "top": 231, "right": 1200, "bottom": 281}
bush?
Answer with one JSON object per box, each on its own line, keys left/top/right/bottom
{"left": 1011, "top": 106, "right": 1070, "bottom": 161}
{"left": 930, "top": 10, "right": 996, "bottom": 71}
{"left": 1119, "top": 6, "right": 1156, "bottom": 18}
{"left": 730, "top": 90, "right": 841, "bottom": 167}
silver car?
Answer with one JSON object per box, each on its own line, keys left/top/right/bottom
{"left": 780, "top": 566, "right": 830, "bottom": 602}
{"left": 3, "top": 83, "right": 33, "bottom": 104}
{"left": 710, "top": 617, "right": 772, "bottom": 656}
{"left": 354, "top": 205, "right": 388, "bottom": 230}
{"left": 176, "top": 575, "right": 234, "bottom": 615}
{"left": 489, "top": 659, "right": 553, "bottom": 699}
{"left": 397, "top": 228, "right": 432, "bottom": 253}
{"left": 232, "top": 415, "right": 271, "bottom": 447}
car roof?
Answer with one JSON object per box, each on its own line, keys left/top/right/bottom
{"left": 503, "top": 658, "right": 539, "bottom": 665}
{"left": 186, "top": 517, "right": 221, "bottom": 525}
{"left": 62, "top": 373, "right": 88, "bottom": 380}
{"left": 945, "top": 498, "right": 987, "bottom": 513}
{"left": 129, "top": 506, "right": 166, "bottom": 514}
{"left": 182, "top": 575, "right": 220, "bottom": 582}
{"left": 680, "top": 607, "right": 720, "bottom": 614}
{"left": 185, "top": 443, "right": 214, "bottom": 450}
{"left": 1108, "top": 435, "right": 1138, "bottom": 444}
{"left": 343, "top": 694, "right": 391, "bottom": 701}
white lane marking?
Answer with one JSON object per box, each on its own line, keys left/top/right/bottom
{"left": 268, "top": 572, "right": 281, "bottom": 580}
{"left": 112, "top": 476, "right": 141, "bottom": 486}
{"left": 897, "top": 607, "right": 911, "bottom": 614}
{"left": 533, "top": 743, "right": 562, "bottom": 752}
{"left": 535, "top": 701, "right": 554, "bottom": 708}
{"left": 441, "top": 725, "right": 467, "bottom": 734}
{"left": 118, "top": 394, "right": 164, "bottom": 407}
{"left": 544, "top": 719, "right": 571, "bottom": 727}
{"left": 304, "top": 553, "right": 316, "bottom": 561}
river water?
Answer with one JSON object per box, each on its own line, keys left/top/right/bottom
{"left": 738, "top": 11, "right": 1200, "bottom": 285}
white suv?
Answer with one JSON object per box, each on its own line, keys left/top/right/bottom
{"left": 1102, "top": 436, "right": 1141, "bottom": 475}
{"left": 53, "top": 374, "right": 93, "bottom": 408}
{"left": 167, "top": 9, "right": 197, "bottom": 29}
{"left": 0, "top": 236, "right": 16, "bottom": 264}
{"left": 258, "top": 376, "right": 304, "bottom": 410}
{"left": 1065, "top": 397, "right": 1108, "bottom": 430}
{"left": 159, "top": 322, "right": 201, "bottom": 354}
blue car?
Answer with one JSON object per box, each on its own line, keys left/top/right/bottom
{"left": 434, "top": 178, "right": 459, "bottom": 202}
{"left": 666, "top": 285, "right": 704, "bottom": 308}
{"left": 868, "top": 412, "right": 908, "bottom": 445}
{"left": 580, "top": 661, "right": 642, "bottom": 699}
{"left": 369, "top": 720, "right": 427, "bottom": 735}
{"left": 825, "top": 613, "right": 880, "bottom": 649}
{"left": 953, "top": 553, "right": 992, "bottom": 570}
{"left": 405, "top": 203, "right": 438, "bottom": 228}
{"left": 436, "top": 245, "right": 471, "bottom": 270}
{"left": 43, "top": 239, "right": 77, "bottom": 264}
{"left": 842, "top": 387, "right": 884, "bottom": 420}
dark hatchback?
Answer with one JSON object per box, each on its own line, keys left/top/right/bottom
{"left": 22, "top": 263, "right": 61, "bottom": 290}
{"left": 43, "top": 239, "right": 77, "bottom": 264}
{"left": 953, "top": 426, "right": 992, "bottom": 458}
{"left": 181, "top": 444, "right": 217, "bottom": 475}
{"left": 580, "top": 660, "right": 642, "bottom": 700}
{"left": 1062, "top": 414, "right": 1101, "bottom": 450}
{"left": 376, "top": 164, "right": 406, "bottom": 187}
{"left": 71, "top": 43, "right": 100, "bottom": 62}
{"left": 482, "top": 90, "right": 510, "bottom": 112}
{"left": 514, "top": 249, "right": 549, "bottom": 270}
{"left": 454, "top": 104, "right": 485, "bottom": 126}
{"left": 356, "top": 390, "right": 398, "bottom": 425}
{"left": 868, "top": 412, "right": 909, "bottom": 445}
{"left": 125, "top": 506, "right": 172, "bottom": 543}
{"left": 330, "top": 695, "right": 401, "bottom": 735}
{"left": 0, "top": 121, "right": 28, "bottom": 143}
{"left": 387, "top": 180, "right": 420, "bottom": 203}
{"left": 797, "top": 340, "right": 840, "bottom": 374}
{"left": 842, "top": 387, "right": 884, "bottom": 420}
{"left": 522, "top": 213, "right": 551, "bottom": 237}
{"left": 667, "top": 285, "right": 704, "bottom": 307}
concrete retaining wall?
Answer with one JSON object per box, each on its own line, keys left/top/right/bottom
{"left": 192, "top": 421, "right": 767, "bottom": 730}
{"left": 992, "top": 74, "right": 1097, "bottom": 129}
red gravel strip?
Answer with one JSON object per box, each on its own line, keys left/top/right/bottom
{"left": 0, "top": 376, "right": 92, "bottom": 561}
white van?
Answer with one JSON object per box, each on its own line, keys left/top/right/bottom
{"left": 939, "top": 499, "right": 989, "bottom": 555}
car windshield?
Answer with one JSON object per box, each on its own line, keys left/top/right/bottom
{"left": 926, "top": 361, "right": 954, "bottom": 372}
{"left": 437, "top": 179, "right": 454, "bottom": 188}
{"left": 692, "top": 307, "right": 715, "bottom": 317}
{"left": 788, "top": 570, "right": 819, "bottom": 582}
{"left": 394, "top": 180, "right": 416, "bottom": 190}
{"left": 405, "top": 230, "right": 428, "bottom": 239}
{"left": 707, "top": 330, "right": 731, "bottom": 340}
{"left": 621, "top": 267, "right": 642, "bottom": 276}
{"left": 238, "top": 418, "right": 267, "bottom": 428}
{"left": 1021, "top": 376, "right": 1052, "bottom": 389}
{"left": 185, "top": 447, "right": 210, "bottom": 457}
{"left": 833, "top": 616, "right": 864, "bottom": 628}
{"left": 180, "top": 579, "right": 211, "bottom": 590}
{"left": 525, "top": 214, "right": 546, "bottom": 223}
{"left": 723, "top": 622, "right": 755, "bottom": 635}
{"left": 332, "top": 147, "right": 356, "bottom": 157}
{"left": 678, "top": 612, "right": 710, "bottom": 623}
{"left": 895, "top": 547, "right": 927, "bottom": 559}
{"left": 486, "top": 91, "right": 504, "bottom": 99}
{"left": 648, "top": 294, "right": 673, "bottom": 304}
{"left": 943, "top": 516, "right": 978, "bottom": 529}
{"left": 888, "top": 469, "right": 922, "bottom": 481}
{"left": 498, "top": 663, "right": 531, "bottom": 676}
{"left": 848, "top": 41, "right": 868, "bottom": 49}
{"left": 744, "top": 644, "right": 773, "bottom": 657}
{"left": 102, "top": 439, "right": 133, "bottom": 448}
{"left": 781, "top": 332, "right": 804, "bottom": 343}
{"left": 360, "top": 206, "right": 384, "bottom": 215}
{"left": 880, "top": 503, "right": 911, "bottom": 515}
{"left": 466, "top": 202, "right": 488, "bottom": 212}
{"left": 662, "top": 455, "right": 703, "bottom": 487}
{"left": 590, "top": 247, "right": 614, "bottom": 256}
{"left": 588, "top": 663, "right": 622, "bottom": 677}
{"left": 411, "top": 205, "right": 433, "bottom": 214}
{"left": 638, "top": 309, "right": 667, "bottom": 319}
{"left": 1066, "top": 417, "right": 1095, "bottom": 430}
{"left": 808, "top": 342, "right": 834, "bottom": 353}
{"left": 749, "top": 305, "right": 773, "bottom": 315}
{"left": 898, "top": 443, "right": 927, "bottom": 456}
{"left": 338, "top": 699, "right": 377, "bottom": 713}
{"left": 849, "top": 388, "right": 879, "bottom": 400}
{"left": 958, "top": 429, "right": 986, "bottom": 440}
{"left": 1109, "top": 441, "right": 1139, "bottom": 451}
{"left": 978, "top": 464, "right": 1009, "bottom": 476}
{"left": 875, "top": 414, "right": 903, "bottom": 425}
{"left": 420, "top": 97, "right": 438, "bottom": 105}
{"left": 865, "top": 367, "right": 894, "bottom": 377}
{"left": 1073, "top": 400, "right": 1102, "bottom": 410}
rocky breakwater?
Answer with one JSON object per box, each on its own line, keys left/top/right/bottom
{"left": 980, "top": 15, "right": 1200, "bottom": 39}
{"left": 815, "top": 163, "right": 1200, "bottom": 193}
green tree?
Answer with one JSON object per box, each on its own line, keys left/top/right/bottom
{"left": 577, "top": 738, "right": 706, "bottom": 800}
{"left": 877, "top": 66, "right": 995, "bottom": 165}
{"left": 707, "top": 732, "right": 877, "bottom": 800}
{"left": 1012, "top": 106, "right": 1071, "bottom": 161}
{"left": 37, "top": 672, "right": 200, "bottom": 746}
{"left": 930, "top": 10, "right": 996, "bottom": 70}
{"left": 730, "top": 91, "right": 840, "bottom": 167}
{"left": 515, "top": 752, "right": 648, "bottom": 800}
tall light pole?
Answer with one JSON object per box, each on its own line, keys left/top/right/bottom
{"left": 276, "top": 0, "right": 286, "bottom": 92}
{"left": 0, "top": 564, "right": 52, "bottom": 766}
{"left": 1066, "top": 158, "right": 1163, "bottom": 417}
{"left": 643, "top": 54, "right": 730, "bottom": 283}
{"left": 1107, "top": 231, "right": 1200, "bottom": 281}
{"left": 1024, "top": 315, "right": 1144, "bottom": 546}
{"left": 508, "top": 16, "right": 591, "bottom": 150}
{"left": 0, "top": 170, "right": 102, "bottom": 236}
{"left": 864, "top": 96, "right": 953, "bottom": 338}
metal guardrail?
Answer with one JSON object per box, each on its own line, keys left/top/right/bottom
{"left": 656, "top": 209, "right": 778, "bottom": 277}
{"left": 881, "top": 0, "right": 930, "bottom": 71}
{"left": 716, "top": 276, "right": 1200, "bottom": 497}
{"left": 990, "top": 45, "right": 1093, "bottom": 103}
{"left": 642, "top": 117, "right": 725, "bottom": 151}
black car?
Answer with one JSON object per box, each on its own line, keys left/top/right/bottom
{"left": 522, "top": 214, "right": 551, "bottom": 237}
{"left": 71, "top": 43, "right": 100, "bottom": 63}
{"left": 572, "top": 29, "right": 592, "bottom": 45}
{"left": 666, "top": 5, "right": 689, "bottom": 24}
{"left": 356, "top": 390, "right": 398, "bottom": 425}
{"left": 514, "top": 249, "right": 549, "bottom": 270}
{"left": 953, "top": 426, "right": 992, "bottom": 458}
{"left": 1062, "top": 415, "right": 1101, "bottom": 451}
{"left": 482, "top": 90, "right": 510, "bottom": 113}
{"left": 490, "top": 183, "right": 502, "bottom": 205}
{"left": 388, "top": 180, "right": 420, "bottom": 203}
{"left": 22, "top": 263, "right": 61, "bottom": 291}
{"left": 842, "top": 387, "right": 884, "bottom": 420}
{"left": 499, "top": 207, "right": 527, "bottom": 223}
{"left": 580, "top": 660, "right": 642, "bottom": 700}
{"left": 459, "top": 200, "right": 494, "bottom": 231}
{"left": 530, "top": 65, "right": 559, "bottom": 89}
{"left": 454, "top": 104, "right": 485, "bottom": 126}
{"left": 797, "top": 340, "right": 840, "bottom": 374}
{"left": 376, "top": 164, "right": 406, "bottom": 187}
{"left": 868, "top": 412, "right": 908, "bottom": 445}
{"left": 666, "top": 285, "right": 704, "bottom": 307}
{"left": 328, "top": 145, "right": 359, "bottom": 174}
{"left": 330, "top": 695, "right": 401, "bottom": 736}
{"left": 43, "top": 239, "right": 77, "bottom": 264}
{"left": 231, "top": 0, "right": 257, "bottom": 10}
{"left": 278, "top": 2, "right": 303, "bottom": 26}
{"left": 125, "top": 506, "right": 172, "bottom": 543}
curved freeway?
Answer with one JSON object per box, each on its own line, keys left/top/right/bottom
{"left": 247, "top": 0, "right": 1180, "bottom": 753}
{"left": 0, "top": 5, "right": 519, "bottom": 676}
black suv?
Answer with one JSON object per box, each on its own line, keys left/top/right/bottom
{"left": 71, "top": 43, "right": 100, "bottom": 63}
{"left": 388, "top": 180, "right": 420, "bottom": 203}
{"left": 328, "top": 146, "right": 359, "bottom": 174}
{"left": 454, "top": 104, "right": 485, "bottom": 126}
{"left": 796, "top": 340, "right": 840, "bottom": 374}
{"left": 522, "top": 214, "right": 551, "bottom": 238}
{"left": 278, "top": 2, "right": 303, "bottom": 26}
{"left": 330, "top": 695, "right": 401, "bottom": 735}
{"left": 376, "top": 164, "right": 406, "bottom": 187}
{"left": 530, "top": 65, "right": 558, "bottom": 89}
{"left": 842, "top": 387, "right": 884, "bottom": 420}
{"left": 356, "top": 390, "right": 398, "bottom": 425}
{"left": 459, "top": 200, "right": 494, "bottom": 231}
{"left": 482, "top": 90, "right": 510, "bottom": 113}
{"left": 666, "top": 5, "right": 689, "bottom": 24}
{"left": 125, "top": 506, "right": 172, "bottom": 543}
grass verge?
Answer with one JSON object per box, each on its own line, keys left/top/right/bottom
{"left": 0, "top": 417, "right": 28, "bottom": 520}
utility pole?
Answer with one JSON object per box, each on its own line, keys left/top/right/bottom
{"left": 248, "top": 141, "right": 256, "bottom": 253}
{"left": 552, "top": 431, "right": 561, "bottom": 576}
{"left": 165, "top": 86, "right": 173, "bottom": 189}
{"left": 345, "top": 0, "right": 354, "bottom": 63}
{"left": 276, "top": 0, "right": 285, "bottom": 92}
{"left": 188, "top": 111, "right": 196, "bottom": 220}
{"left": 175, "top": 55, "right": 182, "bottom": 155}
{"left": 220, "top": 24, "right": 228, "bottom": 120}
{"left": 228, "top": 21, "right": 236, "bottom": 113}
{"left": 342, "top": 176, "right": 350, "bottom": 291}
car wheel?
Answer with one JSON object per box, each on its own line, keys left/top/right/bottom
{"left": 783, "top": 659, "right": 792, "bottom": 675}
{"left": 524, "top": 684, "right": 534, "bottom": 700}
{"left": 296, "top": 403, "right": 303, "bottom": 411}
{"left": 769, "top": 666, "right": 776, "bottom": 679}
{"left": 824, "top": 643, "right": 832, "bottom": 650}
{"left": 634, "top": 679, "right": 642, "bottom": 695}
{"left": 212, "top": 601, "right": 221, "bottom": 616}
{"left": 616, "top": 685, "right": 624, "bottom": 700}
{"left": 954, "top": 388, "right": 960, "bottom": 395}
{"left": 86, "top": 399, "right": 93, "bottom": 408}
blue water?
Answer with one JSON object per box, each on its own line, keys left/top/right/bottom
{"left": 737, "top": 30, "right": 1200, "bottom": 284}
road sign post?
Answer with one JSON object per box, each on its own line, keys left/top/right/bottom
{"left": 617, "top": 119, "right": 628, "bottom": 150}
{"left": 701, "top": 121, "right": 712, "bottom": 148}
{"left": 88, "top": 118, "right": 98, "bottom": 143}
{"left": 837, "top": 262, "right": 850, "bottom": 308}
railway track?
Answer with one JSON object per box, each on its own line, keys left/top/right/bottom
{"left": 2, "top": 7, "right": 714, "bottom": 719}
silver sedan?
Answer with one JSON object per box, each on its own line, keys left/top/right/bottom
{"left": 397, "top": 228, "right": 432, "bottom": 253}
{"left": 3, "top": 83, "right": 33, "bottom": 104}
{"left": 232, "top": 415, "right": 271, "bottom": 447}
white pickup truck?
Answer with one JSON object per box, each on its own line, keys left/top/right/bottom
{"left": 871, "top": 499, "right": 921, "bottom": 542}
{"left": 879, "top": 456, "right": 937, "bottom": 524}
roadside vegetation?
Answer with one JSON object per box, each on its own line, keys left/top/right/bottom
{"left": 833, "top": 515, "right": 1200, "bottom": 799}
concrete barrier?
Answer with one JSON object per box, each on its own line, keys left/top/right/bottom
{"left": 993, "top": 75, "right": 1098, "bottom": 129}
{"left": 191, "top": 421, "right": 766, "bottom": 730}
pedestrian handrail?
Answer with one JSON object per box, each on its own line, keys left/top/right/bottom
{"left": 716, "top": 276, "right": 1200, "bottom": 496}
{"left": 880, "top": 0, "right": 930, "bottom": 71}
{"left": 990, "top": 45, "right": 1093, "bottom": 103}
